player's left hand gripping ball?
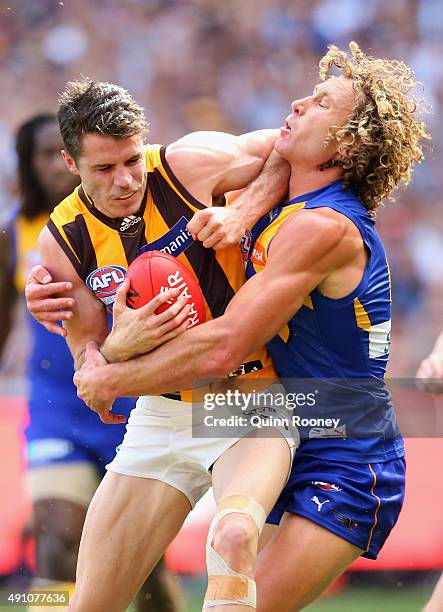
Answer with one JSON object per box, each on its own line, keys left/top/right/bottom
{"left": 103, "top": 251, "right": 206, "bottom": 361}
{"left": 125, "top": 250, "right": 206, "bottom": 328}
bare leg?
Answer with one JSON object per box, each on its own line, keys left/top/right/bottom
{"left": 69, "top": 471, "right": 191, "bottom": 612}
{"left": 205, "top": 430, "right": 292, "bottom": 611}
{"left": 256, "top": 514, "right": 362, "bottom": 611}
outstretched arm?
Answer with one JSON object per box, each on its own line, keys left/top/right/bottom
{"left": 74, "top": 208, "right": 358, "bottom": 404}
{"left": 170, "top": 129, "right": 289, "bottom": 250}
{"left": 187, "top": 149, "right": 290, "bottom": 249}
{"left": 167, "top": 128, "right": 281, "bottom": 204}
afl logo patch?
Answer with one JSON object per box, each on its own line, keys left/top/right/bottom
{"left": 86, "top": 265, "right": 126, "bottom": 306}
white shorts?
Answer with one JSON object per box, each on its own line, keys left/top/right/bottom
{"left": 107, "top": 390, "right": 298, "bottom": 507}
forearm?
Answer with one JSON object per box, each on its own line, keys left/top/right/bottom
{"left": 98, "top": 320, "right": 241, "bottom": 400}
{"left": 229, "top": 150, "right": 290, "bottom": 227}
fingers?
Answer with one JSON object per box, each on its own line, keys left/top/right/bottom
{"left": 26, "top": 281, "right": 74, "bottom": 301}
{"left": 41, "top": 321, "right": 68, "bottom": 337}
{"left": 160, "top": 317, "right": 191, "bottom": 343}
{"left": 141, "top": 288, "right": 180, "bottom": 315}
{"left": 28, "top": 295, "right": 75, "bottom": 313}
{"left": 187, "top": 209, "right": 243, "bottom": 249}
{"left": 153, "top": 295, "right": 188, "bottom": 323}
{"left": 86, "top": 340, "right": 99, "bottom": 353}
{"left": 115, "top": 278, "right": 130, "bottom": 311}
{"left": 155, "top": 302, "right": 192, "bottom": 336}
{"left": 193, "top": 221, "right": 222, "bottom": 245}
{"left": 187, "top": 209, "right": 211, "bottom": 240}
{"left": 29, "top": 264, "right": 53, "bottom": 284}
{"left": 84, "top": 341, "right": 107, "bottom": 368}
{"left": 98, "top": 410, "right": 127, "bottom": 425}
{"left": 202, "top": 232, "right": 226, "bottom": 249}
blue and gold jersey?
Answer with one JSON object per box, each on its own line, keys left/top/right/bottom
{"left": 9, "top": 210, "right": 75, "bottom": 387}
{"left": 246, "top": 180, "right": 404, "bottom": 463}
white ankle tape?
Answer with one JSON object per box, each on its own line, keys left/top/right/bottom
{"left": 204, "top": 543, "right": 256, "bottom": 608}
{"left": 203, "top": 496, "right": 266, "bottom": 609}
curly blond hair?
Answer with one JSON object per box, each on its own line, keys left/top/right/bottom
{"left": 318, "top": 42, "right": 431, "bottom": 214}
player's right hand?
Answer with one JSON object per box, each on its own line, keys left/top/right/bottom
{"left": 416, "top": 352, "right": 443, "bottom": 393}
{"left": 74, "top": 341, "right": 126, "bottom": 424}
{"left": 25, "top": 265, "right": 75, "bottom": 337}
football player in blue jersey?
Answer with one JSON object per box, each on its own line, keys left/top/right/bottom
{"left": 0, "top": 114, "right": 182, "bottom": 612}
{"left": 66, "top": 42, "right": 430, "bottom": 611}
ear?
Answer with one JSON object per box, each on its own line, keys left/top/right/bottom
{"left": 62, "top": 149, "right": 80, "bottom": 176}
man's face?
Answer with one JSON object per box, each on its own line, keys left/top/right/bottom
{"left": 63, "top": 133, "right": 147, "bottom": 219}
{"left": 33, "top": 122, "right": 79, "bottom": 205}
{"left": 276, "top": 76, "right": 355, "bottom": 170}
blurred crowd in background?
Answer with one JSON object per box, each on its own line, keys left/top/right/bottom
{"left": 0, "top": 0, "right": 442, "bottom": 379}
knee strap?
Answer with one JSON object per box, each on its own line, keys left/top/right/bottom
{"left": 203, "top": 495, "right": 266, "bottom": 609}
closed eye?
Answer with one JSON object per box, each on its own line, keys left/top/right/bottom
{"left": 126, "top": 156, "right": 142, "bottom": 166}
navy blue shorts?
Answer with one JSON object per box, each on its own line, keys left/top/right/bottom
{"left": 267, "top": 452, "right": 406, "bottom": 559}
{"left": 26, "top": 392, "right": 134, "bottom": 477}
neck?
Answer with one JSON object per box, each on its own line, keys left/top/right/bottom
{"left": 288, "top": 166, "right": 343, "bottom": 200}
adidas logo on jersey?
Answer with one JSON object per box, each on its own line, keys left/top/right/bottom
{"left": 120, "top": 215, "right": 142, "bottom": 232}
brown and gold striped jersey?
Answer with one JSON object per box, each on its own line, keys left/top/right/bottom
{"left": 48, "top": 144, "right": 276, "bottom": 397}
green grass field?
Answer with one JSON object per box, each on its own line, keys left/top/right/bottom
{"left": 180, "top": 576, "right": 430, "bottom": 612}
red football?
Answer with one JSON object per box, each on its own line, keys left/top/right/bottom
{"left": 125, "top": 250, "right": 206, "bottom": 329}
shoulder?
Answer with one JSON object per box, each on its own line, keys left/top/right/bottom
{"left": 279, "top": 206, "right": 351, "bottom": 243}
{"left": 51, "top": 187, "right": 85, "bottom": 227}
{"left": 269, "top": 206, "right": 362, "bottom": 269}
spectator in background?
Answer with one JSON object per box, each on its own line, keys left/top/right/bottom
{"left": 0, "top": 114, "right": 181, "bottom": 612}
{"left": 416, "top": 329, "right": 443, "bottom": 393}
{"left": 417, "top": 331, "right": 443, "bottom": 611}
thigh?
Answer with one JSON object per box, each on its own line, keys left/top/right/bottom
{"left": 256, "top": 514, "right": 361, "bottom": 612}
{"left": 211, "top": 430, "right": 292, "bottom": 514}
{"left": 73, "top": 471, "right": 191, "bottom": 612}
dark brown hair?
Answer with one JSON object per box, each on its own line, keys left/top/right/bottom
{"left": 58, "top": 78, "right": 148, "bottom": 159}
{"left": 16, "top": 113, "right": 56, "bottom": 218}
